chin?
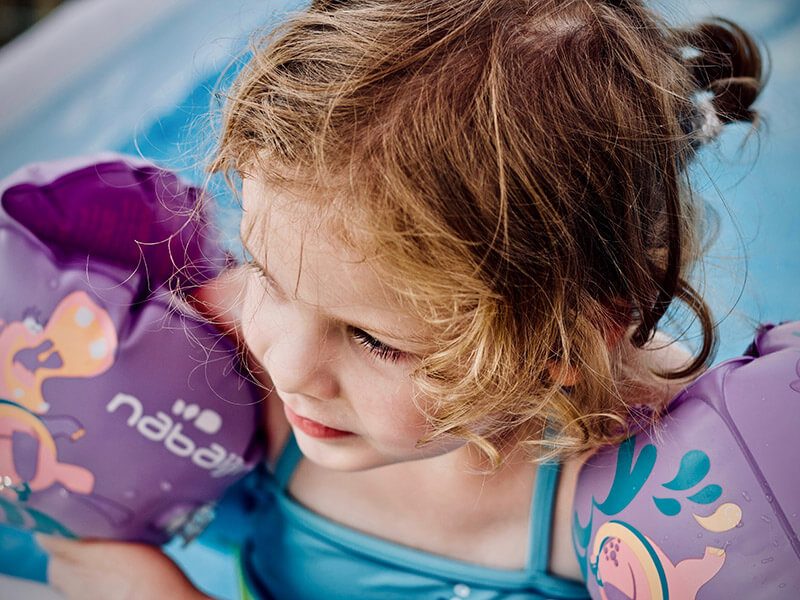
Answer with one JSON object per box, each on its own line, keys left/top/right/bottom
{"left": 293, "top": 432, "right": 419, "bottom": 472}
{"left": 295, "top": 431, "right": 467, "bottom": 472}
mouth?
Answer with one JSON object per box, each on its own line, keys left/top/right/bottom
{"left": 283, "top": 404, "right": 354, "bottom": 439}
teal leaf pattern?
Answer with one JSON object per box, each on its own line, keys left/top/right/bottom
{"left": 662, "top": 449, "right": 710, "bottom": 491}
{"left": 573, "top": 510, "right": 593, "bottom": 550}
{"left": 594, "top": 437, "right": 657, "bottom": 516}
{"left": 686, "top": 484, "right": 723, "bottom": 504}
{"left": 653, "top": 496, "right": 682, "bottom": 516}
{"left": 572, "top": 511, "right": 593, "bottom": 581}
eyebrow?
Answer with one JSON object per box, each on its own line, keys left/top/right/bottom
{"left": 240, "top": 240, "right": 429, "bottom": 349}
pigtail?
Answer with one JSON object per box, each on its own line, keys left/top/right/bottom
{"left": 648, "top": 18, "right": 766, "bottom": 380}
{"left": 680, "top": 18, "right": 766, "bottom": 126}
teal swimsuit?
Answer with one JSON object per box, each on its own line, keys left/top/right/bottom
{"left": 239, "top": 436, "right": 589, "bottom": 599}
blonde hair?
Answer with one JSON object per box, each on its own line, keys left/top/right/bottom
{"left": 210, "top": 0, "right": 764, "bottom": 465}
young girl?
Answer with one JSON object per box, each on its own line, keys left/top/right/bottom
{"left": 37, "top": 0, "right": 764, "bottom": 598}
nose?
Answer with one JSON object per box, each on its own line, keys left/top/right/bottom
{"left": 259, "top": 311, "right": 340, "bottom": 401}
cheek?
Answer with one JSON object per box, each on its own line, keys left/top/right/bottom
{"left": 356, "top": 378, "right": 430, "bottom": 444}
{"left": 380, "top": 387, "right": 466, "bottom": 458}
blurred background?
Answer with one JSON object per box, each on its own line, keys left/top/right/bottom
{"left": 1, "top": 0, "right": 64, "bottom": 46}
{"left": 0, "top": 0, "right": 797, "bottom": 598}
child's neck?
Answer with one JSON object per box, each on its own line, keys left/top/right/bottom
{"left": 291, "top": 441, "right": 538, "bottom": 570}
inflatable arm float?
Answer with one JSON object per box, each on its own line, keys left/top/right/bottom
{"left": 573, "top": 321, "right": 800, "bottom": 599}
{"left": 0, "top": 155, "right": 263, "bottom": 544}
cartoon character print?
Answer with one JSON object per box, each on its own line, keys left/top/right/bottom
{"left": 590, "top": 521, "right": 726, "bottom": 600}
{"left": 0, "top": 401, "right": 93, "bottom": 497}
{"left": 574, "top": 438, "right": 744, "bottom": 600}
{"left": 0, "top": 291, "right": 126, "bottom": 533}
{"left": 0, "top": 290, "right": 117, "bottom": 414}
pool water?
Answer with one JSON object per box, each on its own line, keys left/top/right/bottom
{"left": 0, "top": 1, "right": 797, "bottom": 598}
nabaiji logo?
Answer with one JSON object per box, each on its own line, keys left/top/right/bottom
{"left": 106, "top": 394, "right": 247, "bottom": 478}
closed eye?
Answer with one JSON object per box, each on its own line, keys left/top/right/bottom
{"left": 349, "top": 327, "right": 406, "bottom": 363}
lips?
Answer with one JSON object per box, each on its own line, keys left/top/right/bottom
{"left": 283, "top": 404, "right": 353, "bottom": 439}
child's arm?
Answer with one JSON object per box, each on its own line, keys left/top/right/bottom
{"left": 571, "top": 322, "right": 800, "bottom": 599}
{"left": 37, "top": 535, "right": 210, "bottom": 600}
{"left": 32, "top": 272, "right": 273, "bottom": 600}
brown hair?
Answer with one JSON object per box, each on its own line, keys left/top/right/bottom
{"left": 210, "top": 0, "right": 764, "bottom": 465}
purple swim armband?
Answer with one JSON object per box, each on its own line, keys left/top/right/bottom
{"left": 572, "top": 321, "right": 800, "bottom": 599}
{"left": 0, "top": 155, "right": 263, "bottom": 544}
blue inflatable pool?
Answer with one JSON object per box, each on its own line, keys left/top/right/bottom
{"left": 0, "top": 0, "right": 797, "bottom": 598}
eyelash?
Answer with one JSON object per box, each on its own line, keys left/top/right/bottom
{"left": 245, "top": 260, "right": 270, "bottom": 288}
{"left": 245, "top": 260, "right": 405, "bottom": 364}
{"left": 350, "top": 327, "right": 405, "bottom": 363}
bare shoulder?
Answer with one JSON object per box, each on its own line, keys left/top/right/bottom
{"left": 639, "top": 330, "right": 694, "bottom": 375}
{"left": 549, "top": 456, "right": 586, "bottom": 582}
{"left": 618, "top": 329, "right": 697, "bottom": 410}
{"left": 548, "top": 331, "right": 696, "bottom": 582}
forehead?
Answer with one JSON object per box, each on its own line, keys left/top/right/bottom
{"left": 240, "top": 176, "right": 425, "bottom": 336}
{"left": 242, "top": 176, "right": 361, "bottom": 276}
{"left": 241, "top": 176, "right": 351, "bottom": 250}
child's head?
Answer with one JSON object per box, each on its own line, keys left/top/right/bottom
{"left": 211, "top": 0, "right": 764, "bottom": 466}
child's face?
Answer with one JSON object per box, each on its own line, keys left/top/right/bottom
{"left": 239, "top": 177, "right": 462, "bottom": 471}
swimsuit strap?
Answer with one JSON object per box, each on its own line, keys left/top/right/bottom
{"left": 527, "top": 460, "right": 561, "bottom": 575}
{"left": 272, "top": 432, "right": 303, "bottom": 490}
{"left": 269, "top": 432, "right": 564, "bottom": 576}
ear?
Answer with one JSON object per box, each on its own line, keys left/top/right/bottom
{"left": 546, "top": 361, "right": 581, "bottom": 388}
{"left": 546, "top": 303, "right": 631, "bottom": 387}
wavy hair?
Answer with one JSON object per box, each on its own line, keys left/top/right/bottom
{"left": 210, "top": 0, "right": 764, "bottom": 465}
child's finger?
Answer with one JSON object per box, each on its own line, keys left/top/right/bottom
{"left": 35, "top": 538, "right": 81, "bottom": 596}
{"left": 46, "top": 554, "right": 97, "bottom": 600}
{"left": 45, "top": 552, "right": 71, "bottom": 593}
{"left": 34, "top": 533, "right": 81, "bottom": 559}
